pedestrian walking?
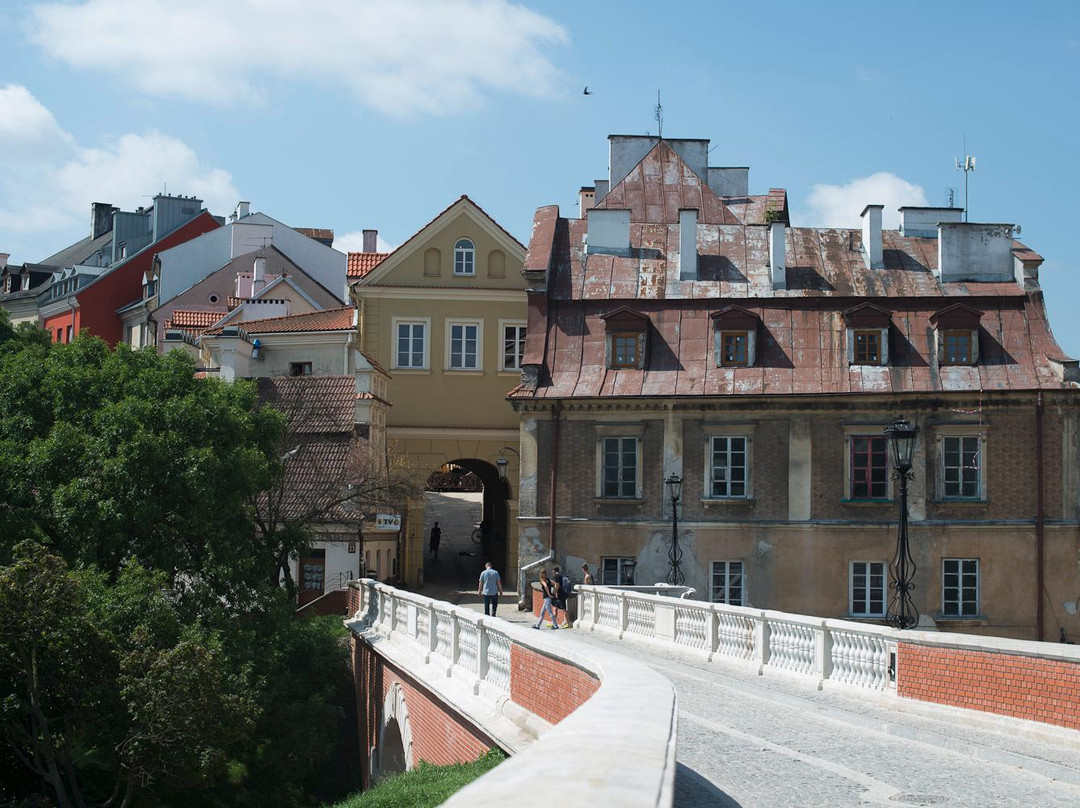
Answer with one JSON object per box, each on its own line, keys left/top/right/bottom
{"left": 581, "top": 563, "right": 595, "bottom": 585}
{"left": 429, "top": 521, "right": 441, "bottom": 559}
{"left": 533, "top": 569, "right": 559, "bottom": 629}
{"left": 552, "top": 565, "right": 572, "bottom": 628}
{"left": 478, "top": 561, "right": 503, "bottom": 617}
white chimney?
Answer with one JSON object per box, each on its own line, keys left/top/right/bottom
{"left": 937, "top": 223, "right": 1015, "bottom": 282}
{"left": 861, "top": 204, "right": 884, "bottom": 269}
{"left": 586, "top": 209, "right": 631, "bottom": 255}
{"left": 679, "top": 208, "right": 698, "bottom": 280}
{"left": 235, "top": 201, "right": 251, "bottom": 220}
{"left": 769, "top": 221, "right": 786, "bottom": 289}
{"left": 900, "top": 206, "right": 963, "bottom": 238}
{"left": 252, "top": 256, "right": 267, "bottom": 293}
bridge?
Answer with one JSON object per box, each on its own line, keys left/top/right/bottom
{"left": 346, "top": 581, "right": 1080, "bottom": 807}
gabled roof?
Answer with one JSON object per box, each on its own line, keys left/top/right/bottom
{"left": 347, "top": 252, "right": 390, "bottom": 279}
{"left": 203, "top": 306, "right": 355, "bottom": 336}
{"left": 353, "top": 195, "right": 525, "bottom": 287}
{"left": 37, "top": 229, "right": 113, "bottom": 269}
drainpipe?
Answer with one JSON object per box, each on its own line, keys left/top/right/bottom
{"left": 518, "top": 402, "right": 560, "bottom": 608}
{"left": 1036, "top": 391, "right": 1045, "bottom": 640}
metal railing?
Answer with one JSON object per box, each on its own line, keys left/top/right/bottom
{"left": 576, "top": 585, "right": 898, "bottom": 691}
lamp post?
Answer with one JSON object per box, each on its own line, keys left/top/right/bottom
{"left": 884, "top": 417, "right": 920, "bottom": 630}
{"left": 665, "top": 473, "right": 684, "bottom": 586}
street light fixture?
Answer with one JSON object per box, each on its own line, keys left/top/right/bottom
{"left": 495, "top": 456, "right": 509, "bottom": 480}
{"left": 665, "top": 473, "right": 684, "bottom": 586}
{"left": 884, "top": 417, "right": 920, "bottom": 630}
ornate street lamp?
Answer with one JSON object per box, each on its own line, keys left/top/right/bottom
{"left": 495, "top": 456, "right": 509, "bottom": 480}
{"left": 665, "top": 473, "right": 684, "bottom": 586}
{"left": 884, "top": 417, "right": 919, "bottom": 629}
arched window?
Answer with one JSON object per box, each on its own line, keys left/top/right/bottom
{"left": 454, "top": 238, "right": 475, "bottom": 276}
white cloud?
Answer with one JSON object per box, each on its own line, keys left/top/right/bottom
{"left": 29, "top": 0, "right": 569, "bottom": 117}
{"left": 335, "top": 231, "right": 397, "bottom": 253}
{"left": 0, "top": 84, "right": 239, "bottom": 261}
{"left": 799, "top": 173, "right": 928, "bottom": 230}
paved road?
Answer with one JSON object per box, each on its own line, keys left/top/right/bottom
{"left": 448, "top": 594, "right": 1080, "bottom": 808}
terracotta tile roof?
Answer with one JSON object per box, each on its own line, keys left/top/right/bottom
{"left": 257, "top": 375, "right": 356, "bottom": 433}
{"left": 347, "top": 252, "right": 390, "bottom": 278}
{"left": 203, "top": 306, "right": 354, "bottom": 336}
{"left": 165, "top": 308, "right": 227, "bottom": 336}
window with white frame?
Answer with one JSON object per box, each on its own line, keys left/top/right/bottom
{"left": 601, "top": 557, "right": 636, "bottom": 585}
{"left": 600, "top": 436, "right": 639, "bottom": 498}
{"left": 394, "top": 319, "right": 428, "bottom": 369}
{"left": 942, "top": 558, "right": 979, "bottom": 617}
{"left": 850, "top": 561, "right": 886, "bottom": 617}
{"left": 454, "top": 238, "right": 475, "bottom": 276}
{"left": 709, "top": 435, "right": 749, "bottom": 498}
{"left": 501, "top": 321, "right": 526, "bottom": 371}
{"left": 939, "top": 431, "right": 983, "bottom": 500}
{"left": 710, "top": 560, "right": 744, "bottom": 605}
{"left": 447, "top": 320, "right": 482, "bottom": 370}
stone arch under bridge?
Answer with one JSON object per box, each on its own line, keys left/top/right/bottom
{"left": 373, "top": 682, "right": 413, "bottom": 781}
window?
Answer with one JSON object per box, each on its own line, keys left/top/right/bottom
{"left": 850, "top": 435, "right": 888, "bottom": 499}
{"left": 710, "top": 561, "right": 744, "bottom": 605}
{"left": 942, "top": 558, "right": 979, "bottom": 617}
{"left": 719, "top": 332, "right": 749, "bottom": 366}
{"left": 501, "top": 322, "right": 526, "bottom": 371}
{"left": 55, "top": 328, "right": 62, "bottom": 343}
{"left": 65, "top": 325, "right": 73, "bottom": 343}
{"left": 447, "top": 320, "right": 482, "bottom": 370}
{"left": 394, "top": 319, "right": 428, "bottom": 369}
{"left": 709, "top": 436, "right": 748, "bottom": 498}
{"left": 611, "top": 333, "right": 639, "bottom": 368}
{"left": 289, "top": 362, "right": 312, "bottom": 376}
{"left": 942, "top": 330, "right": 972, "bottom": 365}
{"left": 300, "top": 548, "right": 326, "bottom": 593}
{"left": 454, "top": 238, "right": 475, "bottom": 275}
{"left": 600, "top": 436, "right": 639, "bottom": 498}
{"left": 850, "top": 561, "right": 886, "bottom": 617}
{"left": 853, "top": 330, "right": 882, "bottom": 364}
{"left": 601, "top": 557, "right": 636, "bottom": 585}
{"left": 941, "top": 434, "right": 982, "bottom": 499}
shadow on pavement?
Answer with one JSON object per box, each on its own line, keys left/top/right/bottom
{"left": 674, "top": 763, "right": 743, "bottom": 807}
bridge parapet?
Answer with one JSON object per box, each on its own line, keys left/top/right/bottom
{"left": 577, "top": 585, "right": 1080, "bottom": 731}
{"left": 347, "top": 580, "right": 678, "bottom": 806}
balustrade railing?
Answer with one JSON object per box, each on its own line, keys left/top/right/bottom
{"left": 576, "top": 586, "right": 897, "bottom": 692}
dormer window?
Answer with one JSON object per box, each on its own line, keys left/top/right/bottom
{"left": 454, "top": 239, "right": 475, "bottom": 276}
{"left": 600, "top": 307, "right": 648, "bottom": 370}
{"left": 843, "top": 303, "right": 891, "bottom": 366}
{"left": 711, "top": 305, "right": 760, "bottom": 368}
{"left": 930, "top": 304, "right": 982, "bottom": 367}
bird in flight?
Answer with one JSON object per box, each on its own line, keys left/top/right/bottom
{"left": 583, "top": 86, "right": 592, "bottom": 95}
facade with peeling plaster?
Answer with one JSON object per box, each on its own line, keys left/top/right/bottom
{"left": 510, "top": 134, "right": 1080, "bottom": 642}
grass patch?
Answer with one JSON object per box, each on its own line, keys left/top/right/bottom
{"left": 328, "top": 749, "right": 505, "bottom": 808}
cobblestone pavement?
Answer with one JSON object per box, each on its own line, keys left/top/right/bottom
{"left": 447, "top": 596, "right": 1080, "bottom": 807}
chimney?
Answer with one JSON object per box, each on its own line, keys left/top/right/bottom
{"left": 252, "top": 256, "right": 267, "bottom": 293}
{"left": 91, "top": 202, "right": 115, "bottom": 239}
{"left": 594, "top": 179, "right": 609, "bottom": 204}
{"left": 899, "top": 206, "right": 963, "bottom": 238}
{"left": 937, "top": 222, "right": 1015, "bottom": 282}
{"left": 707, "top": 167, "right": 750, "bottom": 197}
{"left": 362, "top": 229, "right": 378, "bottom": 252}
{"left": 586, "top": 209, "right": 631, "bottom": 255}
{"left": 679, "top": 208, "right": 698, "bottom": 280}
{"left": 769, "top": 221, "right": 787, "bottom": 289}
{"left": 235, "top": 201, "right": 251, "bottom": 220}
{"left": 860, "top": 205, "right": 884, "bottom": 269}
{"left": 0, "top": 253, "right": 8, "bottom": 271}
{"left": 578, "top": 187, "right": 595, "bottom": 218}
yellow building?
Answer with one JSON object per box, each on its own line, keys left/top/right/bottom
{"left": 350, "top": 196, "right": 527, "bottom": 586}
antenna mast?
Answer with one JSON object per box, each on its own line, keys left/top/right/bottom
{"left": 654, "top": 90, "right": 663, "bottom": 140}
{"left": 955, "top": 153, "right": 975, "bottom": 222}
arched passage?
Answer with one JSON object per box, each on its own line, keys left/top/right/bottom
{"left": 444, "top": 458, "right": 509, "bottom": 575}
{"left": 374, "top": 682, "right": 413, "bottom": 781}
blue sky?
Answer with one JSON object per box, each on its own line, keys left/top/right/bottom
{"left": 3, "top": 0, "right": 1080, "bottom": 353}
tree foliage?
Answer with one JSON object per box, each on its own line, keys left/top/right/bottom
{"left": 0, "top": 333, "right": 360, "bottom": 807}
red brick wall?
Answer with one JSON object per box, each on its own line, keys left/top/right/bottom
{"left": 509, "top": 644, "right": 600, "bottom": 725}
{"left": 347, "top": 584, "right": 361, "bottom": 615}
{"left": 353, "top": 638, "right": 494, "bottom": 789}
{"left": 898, "top": 643, "right": 1080, "bottom": 731}
{"left": 531, "top": 586, "right": 570, "bottom": 626}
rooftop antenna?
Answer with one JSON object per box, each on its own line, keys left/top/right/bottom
{"left": 654, "top": 90, "right": 663, "bottom": 140}
{"left": 955, "top": 135, "right": 975, "bottom": 221}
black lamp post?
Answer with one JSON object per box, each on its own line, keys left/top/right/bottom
{"left": 884, "top": 417, "right": 919, "bottom": 629}
{"left": 665, "top": 473, "right": 684, "bottom": 586}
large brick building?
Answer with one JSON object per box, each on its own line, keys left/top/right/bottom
{"left": 511, "top": 134, "right": 1080, "bottom": 642}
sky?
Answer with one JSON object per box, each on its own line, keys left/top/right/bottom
{"left": 2, "top": 0, "right": 1080, "bottom": 352}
